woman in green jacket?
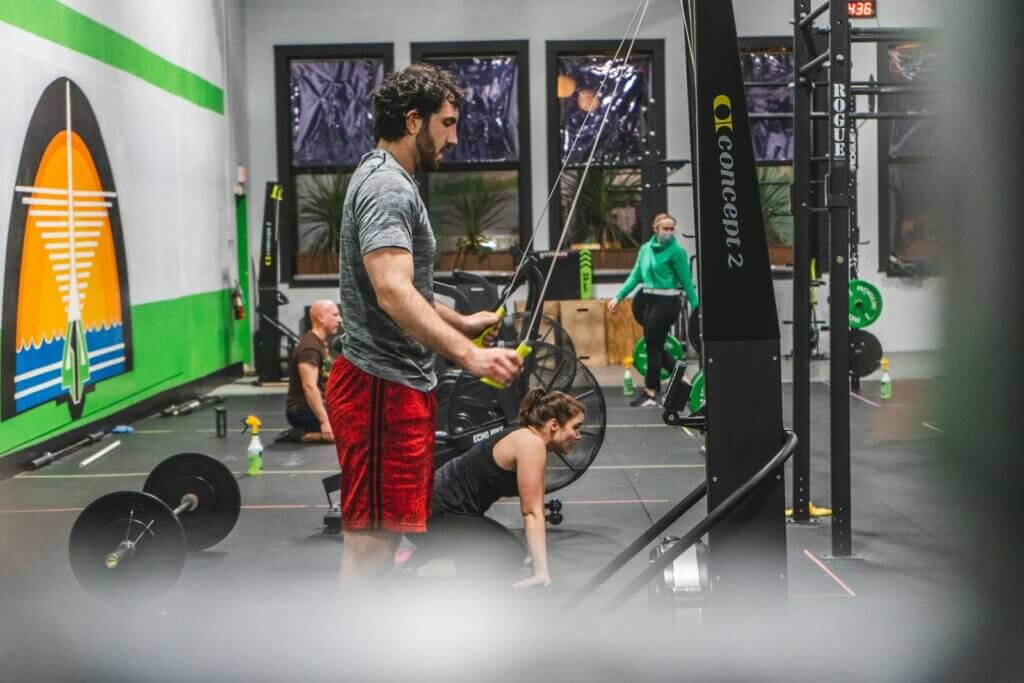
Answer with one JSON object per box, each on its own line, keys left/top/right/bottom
{"left": 608, "top": 213, "right": 699, "bottom": 406}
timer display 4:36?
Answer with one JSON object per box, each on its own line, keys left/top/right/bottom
{"left": 848, "top": 1, "right": 877, "bottom": 18}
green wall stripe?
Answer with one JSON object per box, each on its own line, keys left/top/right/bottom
{"left": 235, "top": 195, "right": 253, "bottom": 365}
{"left": 0, "top": 288, "right": 247, "bottom": 456}
{"left": 0, "top": 0, "right": 224, "bottom": 114}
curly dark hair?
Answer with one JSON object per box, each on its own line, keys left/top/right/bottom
{"left": 372, "top": 64, "right": 465, "bottom": 142}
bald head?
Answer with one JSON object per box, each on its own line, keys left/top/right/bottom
{"left": 309, "top": 300, "right": 342, "bottom": 338}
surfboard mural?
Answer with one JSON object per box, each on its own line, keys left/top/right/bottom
{"left": 2, "top": 78, "right": 133, "bottom": 421}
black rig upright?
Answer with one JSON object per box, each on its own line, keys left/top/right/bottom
{"left": 687, "top": 0, "right": 788, "bottom": 611}
{"left": 791, "top": 0, "right": 815, "bottom": 524}
{"left": 254, "top": 182, "right": 284, "bottom": 383}
{"left": 826, "top": 0, "right": 854, "bottom": 557}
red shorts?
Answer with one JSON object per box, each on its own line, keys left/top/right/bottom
{"left": 326, "top": 355, "right": 436, "bottom": 533}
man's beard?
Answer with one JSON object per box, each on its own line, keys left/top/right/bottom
{"left": 414, "top": 126, "right": 441, "bottom": 172}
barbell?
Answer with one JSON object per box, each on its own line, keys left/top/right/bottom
{"left": 68, "top": 452, "right": 240, "bottom": 603}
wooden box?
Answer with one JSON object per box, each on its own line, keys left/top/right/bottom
{"left": 512, "top": 299, "right": 561, "bottom": 322}
{"left": 605, "top": 298, "right": 644, "bottom": 366}
{"left": 558, "top": 300, "right": 608, "bottom": 367}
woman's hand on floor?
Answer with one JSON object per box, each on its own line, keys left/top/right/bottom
{"left": 513, "top": 573, "right": 552, "bottom": 589}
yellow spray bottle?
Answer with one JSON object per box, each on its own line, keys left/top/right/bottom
{"left": 243, "top": 415, "right": 263, "bottom": 476}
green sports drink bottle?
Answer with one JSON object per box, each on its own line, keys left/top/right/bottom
{"left": 879, "top": 358, "right": 892, "bottom": 401}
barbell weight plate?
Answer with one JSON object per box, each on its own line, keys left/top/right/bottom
{"left": 689, "top": 371, "right": 706, "bottom": 414}
{"left": 143, "top": 452, "right": 240, "bottom": 551}
{"left": 849, "top": 280, "right": 883, "bottom": 329}
{"left": 69, "top": 491, "right": 186, "bottom": 603}
{"left": 849, "top": 329, "right": 883, "bottom": 378}
{"left": 633, "top": 334, "right": 685, "bottom": 380}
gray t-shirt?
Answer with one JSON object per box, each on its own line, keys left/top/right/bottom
{"left": 338, "top": 149, "right": 437, "bottom": 391}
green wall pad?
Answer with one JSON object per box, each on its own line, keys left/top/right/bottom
{"left": 0, "top": 288, "right": 247, "bottom": 456}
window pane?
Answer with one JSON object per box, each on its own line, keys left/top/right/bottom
{"left": 888, "top": 162, "right": 938, "bottom": 266}
{"left": 290, "top": 59, "right": 384, "bottom": 168}
{"left": 294, "top": 172, "right": 351, "bottom": 275}
{"left": 429, "top": 170, "right": 520, "bottom": 265}
{"left": 888, "top": 44, "right": 936, "bottom": 158}
{"left": 557, "top": 55, "right": 653, "bottom": 166}
{"left": 558, "top": 167, "right": 642, "bottom": 249}
{"left": 742, "top": 50, "right": 794, "bottom": 162}
{"left": 426, "top": 56, "right": 519, "bottom": 163}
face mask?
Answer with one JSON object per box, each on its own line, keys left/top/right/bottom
{"left": 656, "top": 232, "right": 674, "bottom": 244}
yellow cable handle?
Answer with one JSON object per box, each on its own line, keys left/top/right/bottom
{"left": 471, "top": 305, "right": 505, "bottom": 347}
{"left": 244, "top": 415, "right": 262, "bottom": 436}
{"left": 480, "top": 342, "right": 533, "bottom": 389}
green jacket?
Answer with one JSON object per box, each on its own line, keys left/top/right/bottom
{"left": 614, "top": 236, "right": 699, "bottom": 308}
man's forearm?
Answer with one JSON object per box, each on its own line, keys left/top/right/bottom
{"left": 434, "top": 301, "right": 467, "bottom": 335}
{"left": 381, "top": 282, "right": 474, "bottom": 365}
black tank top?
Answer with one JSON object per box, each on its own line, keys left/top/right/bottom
{"left": 431, "top": 427, "right": 521, "bottom": 516}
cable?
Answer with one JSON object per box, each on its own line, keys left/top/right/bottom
{"left": 497, "top": 0, "right": 651, "bottom": 307}
{"left": 526, "top": 0, "right": 652, "bottom": 334}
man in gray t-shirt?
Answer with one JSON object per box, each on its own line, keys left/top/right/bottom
{"left": 326, "top": 64, "right": 524, "bottom": 586}
{"left": 338, "top": 148, "right": 437, "bottom": 391}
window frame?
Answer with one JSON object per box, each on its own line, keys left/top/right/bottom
{"left": 738, "top": 36, "right": 795, "bottom": 168}
{"left": 876, "top": 40, "right": 936, "bottom": 276}
{"left": 410, "top": 40, "right": 533, "bottom": 268}
{"left": 738, "top": 36, "right": 799, "bottom": 267}
{"left": 545, "top": 39, "right": 667, "bottom": 270}
{"left": 274, "top": 43, "right": 394, "bottom": 287}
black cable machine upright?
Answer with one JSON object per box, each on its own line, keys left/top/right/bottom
{"left": 254, "top": 182, "right": 287, "bottom": 383}
{"left": 792, "top": 2, "right": 935, "bottom": 555}
{"left": 565, "top": 0, "right": 795, "bottom": 615}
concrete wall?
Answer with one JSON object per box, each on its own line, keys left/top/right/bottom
{"left": 242, "top": 0, "right": 943, "bottom": 355}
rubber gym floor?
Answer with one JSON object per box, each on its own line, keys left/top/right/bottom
{"left": 0, "top": 376, "right": 972, "bottom": 682}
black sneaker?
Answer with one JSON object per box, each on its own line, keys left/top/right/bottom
{"left": 630, "top": 390, "right": 658, "bottom": 407}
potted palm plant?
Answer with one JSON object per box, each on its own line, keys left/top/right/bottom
{"left": 297, "top": 171, "right": 349, "bottom": 274}
{"left": 758, "top": 166, "right": 794, "bottom": 266}
{"left": 561, "top": 167, "right": 641, "bottom": 269}
{"left": 440, "top": 176, "right": 514, "bottom": 271}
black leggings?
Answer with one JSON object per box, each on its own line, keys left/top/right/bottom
{"left": 643, "top": 295, "right": 682, "bottom": 391}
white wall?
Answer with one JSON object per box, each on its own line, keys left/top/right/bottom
{"left": 0, "top": 0, "right": 249, "bottom": 306}
{"left": 242, "top": 0, "right": 943, "bottom": 353}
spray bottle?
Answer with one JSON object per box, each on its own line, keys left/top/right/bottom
{"left": 243, "top": 415, "right": 263, "bottom": 476}
{"left": 879, "top": 357, "right": 892, "bottom": 401}
{"left": 623, "top": 356, "right": 635, "bottom": 397}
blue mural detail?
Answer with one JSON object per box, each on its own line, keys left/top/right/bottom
{"left": 14, "top": 325, "right": 127, "bottom": 413}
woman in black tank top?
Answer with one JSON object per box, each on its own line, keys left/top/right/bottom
{"left": 428, "top": 388, "right": 586, "bottom": 588}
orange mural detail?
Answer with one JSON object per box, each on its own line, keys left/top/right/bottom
{"left": 16, "top": 131, "right": 123, "bottom": 352}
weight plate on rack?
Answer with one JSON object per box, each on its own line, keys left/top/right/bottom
{"left": 849, "top": 280, "right": 883, "bottom": 329}
{"left": 69, "top": 491, "right": 186, "bottom": 603}
{"left": 849, "top": 329, "right": 883, "bottom": 378}
{"left": 143, "top": 452, "right": 240, "bottom": 550}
